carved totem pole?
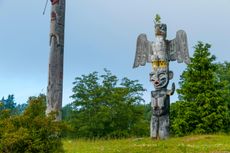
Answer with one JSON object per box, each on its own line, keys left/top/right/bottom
{"left": 46, "top": 0, "right": 66, "bottom": 121}
{"left": 133, "top": 17, "right": 190, "bottom": 139}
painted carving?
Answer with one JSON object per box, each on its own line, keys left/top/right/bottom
{"left": 50, "top": 0, "right": 59, "bottom": 5}
{"left": 51, "top": 11, "right": 57, "bottom": 21}
{"left": 133, "top": 17, "right": 190, "bottom": 139}
{"left": 49, "top": 0, "right": 65, "bottom": 46}
{"left": 50, "top": 10, "right": 60, "bottom": 45}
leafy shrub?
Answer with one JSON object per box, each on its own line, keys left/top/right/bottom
{"left": 0, "top": 95, "right": 64, "bottom": 153}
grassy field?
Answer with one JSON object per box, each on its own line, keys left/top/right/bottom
{"left": 63, "top": 134, "right": 230, "bottom": 153}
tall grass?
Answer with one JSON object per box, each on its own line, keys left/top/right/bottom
{"left": 63, "top": 134, "right": 230, "bottom": 153}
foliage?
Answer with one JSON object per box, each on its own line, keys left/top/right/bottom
{"left": 171, "top": 42, "right": 228, "bottom": 136}
{"left": 155, "top": 14, "right": 161, "bottom": 24}
{"left": 63, "top": 134, "right": 230, "bottom": 153}
{"left": 0, "top": 95, "right": 17, "bottom": 115}
{"left": 15, "top": 103, "right": 28, "bottom": 115}
{"left": 67, "top": 69, "right": 148, "bottom": 138}
{"left": 0, "top": 94, "right": 64, "bottom": 153}
{"left": 170, "top": 101, "right": 198, "bottom": 136}
{"left": 216, "top": 62, "right": 230, "bottom": 131}
{"left": 0, "top": 94, "right": 28, "bottom": 116}
{"left": 62, "top": 103, "right": 75, "bottom": 121}
{"left": 216, "top": 63, "right": 230, "bottom": 101}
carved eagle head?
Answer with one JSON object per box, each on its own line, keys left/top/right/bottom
{"left": 155, "top": 24, "right": 167, "bottom": 39}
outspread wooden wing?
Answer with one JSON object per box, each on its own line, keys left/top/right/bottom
{"left": 168, "top": 30, "right": 190, "bottom": 64}
{"left": 133, "top": 34, "right": 152, "bottom": 68}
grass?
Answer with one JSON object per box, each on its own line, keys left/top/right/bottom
{"left": 63, "top": 134, "right": 230, "bottom": 153}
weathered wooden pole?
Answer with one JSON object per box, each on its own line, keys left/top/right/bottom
{"left": 46, "top": 0, "right": 65, "bottom": 121}
{"left": 133, "top": 16, "right": 190, "bottom": 139}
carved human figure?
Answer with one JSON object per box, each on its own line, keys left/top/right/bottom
{"left": 150, "top": 69, "right": 175, "bottom": 139}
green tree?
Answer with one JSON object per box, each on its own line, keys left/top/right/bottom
{"left": 14, "top": 103, "right": 28, "bottom": 115}
{"left": 62, "top": 103, "right": 74, "bottom": 121}
{"left": 0, "top": 94, "right": 28, "bottom": 115}
{"left": 0, "top": 95, "right": 17, "bottom": 115}
{"left": 0, "top": 94, "right": 64, "bottom": 153}
{"left": 171, "top": 42, "right": 228, "bottom": 135}
{"left": 216, "top": 62, "right": 230, "bottom": 130}
{"left": 69, "top": 69, "right": 147, "bottom": 138}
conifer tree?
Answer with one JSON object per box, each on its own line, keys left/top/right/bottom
{"left": 216, "top": 62, "right": 230, "bottom": 130}
{"left": 171, "top": 42, "right": 228, "bottom": 135}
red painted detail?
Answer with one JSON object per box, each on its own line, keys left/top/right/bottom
{"left": 50, "top": 0, "right": 59, "bottom": 5}
{"left": 51, "top": 12, "right": 56, "bottom": 21}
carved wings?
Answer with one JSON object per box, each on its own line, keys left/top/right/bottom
{"left": 168, "top": 30, "right": 190, "bottom": 64}
{"left": 133, "top": 34, "right": 152, "bottom": 68}
{"left": 133, "top": 30, "right": 190, "bottom": 68}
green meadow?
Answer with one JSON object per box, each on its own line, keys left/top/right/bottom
{"left": 63, "top": 134, "right": 230, "bottom": 153}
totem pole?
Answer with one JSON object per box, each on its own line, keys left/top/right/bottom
{"left": 46, "top": 0, "right": 65, "bottom": 121}
{"left": 133, "top": 16, "right": 190, "bottom": 139}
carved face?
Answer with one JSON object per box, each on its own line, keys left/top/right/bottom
{"left": 155, "top": 24, "right": 167, "bottom": 38}
{"left": 51, "top": 11, "right": 57, "bottom": 21}
{"left": 51, "top": 0, "right": 59, "bottom": 5}
{"left": 150, "top": 70, "right": 173, "bottom": 89}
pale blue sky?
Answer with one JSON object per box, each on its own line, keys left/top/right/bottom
{"left": 0, "top": 0, "right": 230, "bottom": 105}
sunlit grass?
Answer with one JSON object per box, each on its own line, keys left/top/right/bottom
{"left": 63, "top": 134, "right": 230, "bottom": 153}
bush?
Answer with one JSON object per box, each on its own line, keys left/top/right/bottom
{"left": 0, "top": 95, "right": 65, "bottom": 153}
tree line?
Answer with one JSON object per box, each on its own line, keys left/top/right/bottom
{"left": 0, "top": 42, "right": 230, "bottom": 152}
{"left": 61, "top": 42, "right": 230, "bottom": 138}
